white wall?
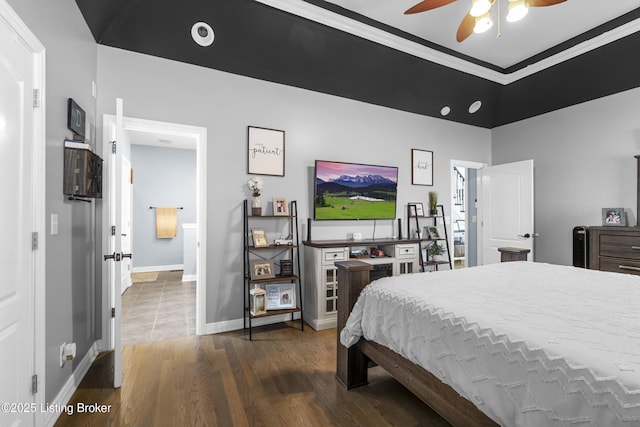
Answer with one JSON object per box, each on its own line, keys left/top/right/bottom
{"left": 492, "top": 86, "right": 640, "bottom": 265}
{"left": 96, "top": 45, "right": 492, "bottom": 326}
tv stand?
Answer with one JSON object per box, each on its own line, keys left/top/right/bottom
{"left": 302, "top": 237, "right": 422, "bottom": 330}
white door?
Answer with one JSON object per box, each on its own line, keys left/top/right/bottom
{"left": 0, "top": 8, "right": 37, "bottom": 427}
{"left": 478, "top": 160, "right": 534, "bottom": 265}
{"left": 121, "top": 157, "right": 133, "bottom": 294}
{"left": 104, "top": 98, "right": 126, "bottom": 388}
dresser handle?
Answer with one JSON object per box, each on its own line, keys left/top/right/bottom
{"left": 632, "top": 246, "right": 640, "bottom": 250}
{"left": 619, "top": 265, "right": 640, "bottom": 272}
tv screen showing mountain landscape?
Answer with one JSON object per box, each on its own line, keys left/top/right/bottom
{"left": 314, "top": 160, "right": 398, "bottom": 220}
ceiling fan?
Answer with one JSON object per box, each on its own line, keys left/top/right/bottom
{"left": 404, "top": 0, "right": 567, "bottom": 42}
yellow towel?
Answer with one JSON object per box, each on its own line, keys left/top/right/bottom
{"left": 156, "top": 207, "right": 177, "bottom": 238}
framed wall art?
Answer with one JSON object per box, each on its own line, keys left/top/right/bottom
{"left": 408, "top": 202, "right": 424, "bottom": 217}
{"left": 248, "top": 126, "right": 285, "bottom": 176}
{"left": 411, "top": 149, "right": 433, "bottom": 186}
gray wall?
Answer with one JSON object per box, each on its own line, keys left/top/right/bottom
{"left": 130, "top": 145, "right": 197, "bottom": 268}
{"left": 492, "top": 86, "right": 640, "bottom": 265}
{"left": 8, "top": 0, "right": 99, "bottom": 403}
{"left": 96, "top": 45, "right": 492, "bottom": 325}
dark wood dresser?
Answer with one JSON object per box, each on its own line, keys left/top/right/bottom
{"left": 589, "top": 226, "right": 640, "bottom": 275}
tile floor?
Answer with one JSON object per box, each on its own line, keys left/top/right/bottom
{"left": 121, "top": 270, "right": 196, "bottom": 346}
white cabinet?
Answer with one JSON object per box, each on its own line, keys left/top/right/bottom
{"left": 303, "top": 239, "right": 419, "bottom": 330}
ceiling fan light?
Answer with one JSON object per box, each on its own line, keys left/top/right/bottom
{"left": 473, "top": 12, "right": 493, "bottom": 34}
{"left": 506, "top": 0, "right": 528, "bottom": 23}
{"left": 470, "top": 0, "right": 492, "bottom": 17}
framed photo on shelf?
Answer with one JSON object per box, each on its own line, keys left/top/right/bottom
{"left": 247, "top": 126, "right": 285, "bottom": 176}
{"left": 411, "top": 149, "right": 433, "bottom": 186}
{"left": 251, "top": 229, "right": 269, "bottom": 247}
{"left": 602, "top": 208, "right": 626, "bottom": 226}
{"left": 273, "top": 198, "right": 288, "bottom": 216}
{"left": 265, "top": 283, "right": 296, "bottom": 310}
{"left": 250, "top": 259, "right": 276, "bottom": 280}
{"left": 408, "top": 202, "right": 424, "bottom": 217}
{"left": 426, "top": 225, "right": 441, "bottom": 239}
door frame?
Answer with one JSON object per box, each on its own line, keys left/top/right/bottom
{"left": 101, "top": 115, "right": 208, "bottom": 350}
{"left": 0, "top": 0, "right": 46, "bottom": 424}
{"left": 450, "top": 160, "right": 486, "bottom": 268}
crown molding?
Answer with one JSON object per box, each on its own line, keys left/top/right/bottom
{"left": 255, "top": 0, "right": 640, "bottom": 85}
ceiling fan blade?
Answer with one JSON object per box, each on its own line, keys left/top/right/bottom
{"left": 456, "top": 13, "right": 475, "bottom": 42}
{"left": 404, "top": 0, "right": 458, "bottom": 15}
{"left": 527, "top": 0, "right": 566, "bottom": 6}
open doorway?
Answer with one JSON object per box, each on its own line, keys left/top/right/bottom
{"left": 103, "top": 115, "right": 207, "bottom": 348}
{"left": 450, "top": 160, "right": 485, "bottom": 268}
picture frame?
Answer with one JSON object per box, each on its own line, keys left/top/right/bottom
{"left": 251, "top": 229, "right": 269, "bottom": 248}
{"left": 67, "top": 98, "right": 86, "bottom": 138}
{"left": 250, "top": 259, "right": 276, "bottom": 280}
{"left": 273, "top": 198, "right": 288, "bottom": 216}
{"left": 408, "top": 202, "right": 424, "bottom": 217}
{"left": 426, "top": 225, "right": 441, "bottom": 239}
{"left": 248, "top": 126, "right": 285, "bottom": 176}
{"left": 265, "top": 283, "right": 296, "bottom": 310}
{"left": 602, "top": 208, "right": 626, "bottom": 226}
{"left": 411, "top": 149, "right": 433, "bottom": 186}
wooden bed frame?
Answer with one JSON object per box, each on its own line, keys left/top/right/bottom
{"left": 335, "top": 261, "right": 497, "bottom": 427}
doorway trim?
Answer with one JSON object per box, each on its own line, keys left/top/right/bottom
{"left": 450, "top": 160, "right": 486, "bottom": 268}
{"left": 101, "top": 115, "right": 207, "bottom": 342}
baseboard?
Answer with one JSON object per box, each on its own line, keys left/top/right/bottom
{"left": 305, "top": 316, "right": 336, "bottom": 331}
{"left": 132, "top": 264, "right": 184, "bottom": 273}
{"left": 204, "top": 313, "right": 294, "bottom": 335}
{"left": 182, "top": 273, "right": 197, "bottom": 282}
{"left": 45, "top": 341, "right": 100, "bottom": 427}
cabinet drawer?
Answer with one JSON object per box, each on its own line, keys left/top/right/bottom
{"left": 395, "top": 244, "right": 417, "bottom": 258}
{"left": 323, "top": 248, "right": 347, "bottom": 264}
{"left": 599, "top": 234, "right": 640, "bottom": 260}
{"left": 598, "top": 257, "right": 640, "bottom": 276}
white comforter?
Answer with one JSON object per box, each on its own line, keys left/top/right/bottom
{"left": 340, "top": 262, "right": 640, "bottom": 426}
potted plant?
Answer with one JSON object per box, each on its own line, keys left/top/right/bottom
{"left": 428, "top": 191, "right": 438, "bottom": 216}
{"left": 247, "top": 177, "right": 264, "bottom": 216}
{"left": 428, "top": 241, "right": 446, "bottom": 262}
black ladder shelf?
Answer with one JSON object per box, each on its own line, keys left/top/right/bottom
{"left": 407, "top": 204, "right": 452, "bottom": 272}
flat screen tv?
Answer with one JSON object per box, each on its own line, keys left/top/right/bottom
{"left": 314, "top": 160, "right": 398, "bottom": 220}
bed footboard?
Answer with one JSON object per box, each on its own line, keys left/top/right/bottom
{"left": 335, "top": 261, "right": 497, "bottom": 427}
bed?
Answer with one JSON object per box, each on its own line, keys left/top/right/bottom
{"left": 335, "top": 261, "right": 640, "bottom": 427}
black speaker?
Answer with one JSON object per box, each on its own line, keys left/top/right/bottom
{"left": 307, "top": 218, "right": 312, "bottom": 241}
{"left": 397, "top": 218, "right": 402, "bottom": 240}
{"left": 572, "top": 226, "right": 589, "bottom": 268}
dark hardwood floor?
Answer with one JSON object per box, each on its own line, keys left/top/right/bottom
{"left": 54, "top": 322, "right": 450, "bottom": 426}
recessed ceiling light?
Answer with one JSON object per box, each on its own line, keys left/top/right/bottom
{"left": 468, "top": 100, "right": 482, "bottom": 114}
{"left": 191, "top": 22, "right": 214, "bottom": 47}
{"left": 440, "top": 106, "right": 451, "bottom": 116}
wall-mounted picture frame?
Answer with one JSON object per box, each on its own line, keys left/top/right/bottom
{"left": 602, "top": 208, "right": 626, "bottom": 226}
{"left": 265, "top": 283, "right": 296, "bottom": 310}
{"left": 248, "top": 126, "right": 285, "bottom": 176}
{"left": 408, "top": 202, "right": 424, "bottom": 217}
{"left": 250, "top": 259, "right": 276, "bottom": 280}
{"left": 411, "top": 149, "right": 433, "bottom": 186}
{"left": 67, "top": 98, "right": 86, "bottom": 138}
{"left": 251, "top": 228, "right": 269, "bottom": 248}
{"left": 273, "top": 198, "right": 288, "bottom": 216}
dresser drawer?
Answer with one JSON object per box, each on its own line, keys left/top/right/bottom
{"left": 395, "top": 244, "right": 417, "bottom": 259}
{"left": 323, "top": 248, "right": 347, "bottom": 264}
{"left": 598, "top": 257, "right": 640, "bottom": 276}
{"left": 599, "top": 234, "right": 640, "bottom": 260}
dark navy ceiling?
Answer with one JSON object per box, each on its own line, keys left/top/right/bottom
{"left": 75, "top": 0, "right": 640, "bottom": 128}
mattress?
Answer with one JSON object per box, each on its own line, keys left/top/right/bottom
{"left": 340, "top": 262, "right": 640, "bottom": 426}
